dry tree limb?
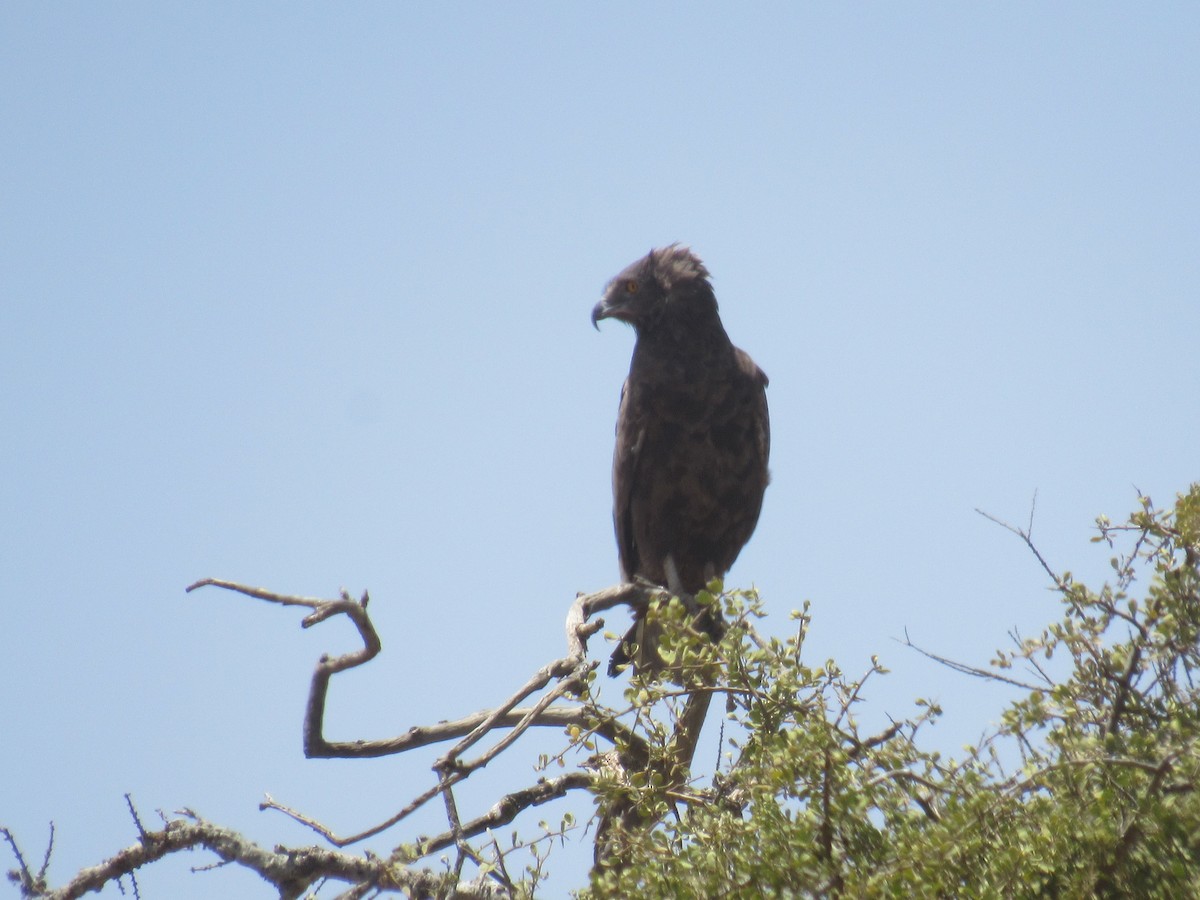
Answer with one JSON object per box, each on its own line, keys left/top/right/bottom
{"left": 184, "top": 578, "right": 658, "bottom": 857}
{"left": 413, "top": 772, "right": 594, "bottom": 858}
{"left": 19, "top": 811, "right": 510, "bottom": 900}
{"left": 185, "top": 579, "right": 383, "bottom": 760}
{"left": 184, "top": 578, "right": 647, "bottom": 759}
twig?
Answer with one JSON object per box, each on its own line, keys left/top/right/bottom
{"left": 899, "top": 628, "right": 1042, "bottom": 691}
{"left": 185, "top": 578, "right": 335, "bottom": 611}
{"left": 439, "top": 658, "right": 591, "bottom": 766}
{"left": 124, "top": 795, "right": 147, "bottom": 841}
{"left": 38, "top": 823, "right": 53, "bottom": 885}
{"left": 974, "top": 509, "right": 1065, "bottom": 594}
{"left": 566, "top": 583, "right": 658, "bottom": 658}
{"left": 2, "top": 826, "right": 35, "bottom": 895}
{"left": 435, "top": 771, "right": 468, "bottom": 881}
{"left": 415, "top": 773, "right": 593, "bottom": 858}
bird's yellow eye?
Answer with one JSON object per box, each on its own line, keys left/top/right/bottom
{"left": 625, "top": 279, "right": 638, "bottom": 293}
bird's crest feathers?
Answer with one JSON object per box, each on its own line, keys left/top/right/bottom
{"left": 646, "top": 244, "right": 712, "bottom": 296}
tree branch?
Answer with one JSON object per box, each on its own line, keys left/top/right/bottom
{"left": 899, "top": 628, "right": 1043, "bottom": 691}
{"left": 415, "top": 772, "right": 594, "bottom": 857}
{"left": 183, "top": 578, "right": 654, "bottom": 861}
{"left": 14, "top": 812, "right": 510, "bottom": 900}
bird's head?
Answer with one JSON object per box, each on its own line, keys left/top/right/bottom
{"left": 592, "top": 244, "right": 716, "bottom": 332}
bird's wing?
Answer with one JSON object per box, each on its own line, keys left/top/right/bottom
{"left": 736, "top": 348, "right": 771, "bottom": 486}
{"left": 611, "top": 376, "right": 643, "bottom": 585}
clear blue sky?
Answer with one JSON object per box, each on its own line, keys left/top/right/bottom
{"left": 2, "top": 4, "right": 1197, "bottom": 896}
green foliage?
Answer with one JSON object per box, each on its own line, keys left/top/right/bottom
{"left": 583, "top": 486, "right": 1200, "bottom": 898}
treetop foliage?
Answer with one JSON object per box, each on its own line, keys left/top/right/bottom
{"left": 586, "top": 485, "right": 1200, "bottom": 898}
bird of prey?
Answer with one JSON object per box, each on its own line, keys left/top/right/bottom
{"left": 592, "top": 245, "right": 770, "bottom": 675}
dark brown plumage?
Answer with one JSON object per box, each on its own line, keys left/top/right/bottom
{"left": 592, "top": 245, "right": 770, "bottom": 675}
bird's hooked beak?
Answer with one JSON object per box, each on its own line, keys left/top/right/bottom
{"left": 591, "top": 294, "right": 624, "bottom": 330}
{"left": 591, "top": 299, "right": 608, "bottom": 330}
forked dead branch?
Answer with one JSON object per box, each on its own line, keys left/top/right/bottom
{"left": 180, "top": 579, "right": 668, "bottom": 847}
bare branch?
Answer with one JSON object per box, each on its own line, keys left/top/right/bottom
{"left": 187, "top": 579, "right": 645, "bottom": 760}
{"left": 415, "top": 773, "right": 593, "bottom": 857}
{"left": 302, "top": 704, "right": 634, "bottom": 762}
{"left": 438, "top": 657, "right": 592, "bottom": 767}
{"left": 899, "top": 628, "right": 1043, "bottom": 691}
{"left": 186, "top": 580, "right": 384, "bottom": 762}
{"left": 185, "top": 578, "right": 333, "bottom": 611}
{"left": 2, "top": 826, "right": 41, "bottom": 897}
{"left": 436, "top": 773, "right": 469, "bottom": 882}
{"left": 974, "top": 508, "right": 1065, "bottom": 592}
{"left": 123, "top": 795, "right": 148, "bottom": 842}
{"left": 176, "top": 578, "right": 681, "bottom": 878}
{"left": 566, "top": 582, "right": 658, "bottom": 658}
{"left": 36, "top": 824, "right": 53, "bottom": 886}
{"left": 20, "top": 813, "right": 510, "bottom": 900}
{"left": 185, "top": 578, "right": 657, "bottom": 859}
